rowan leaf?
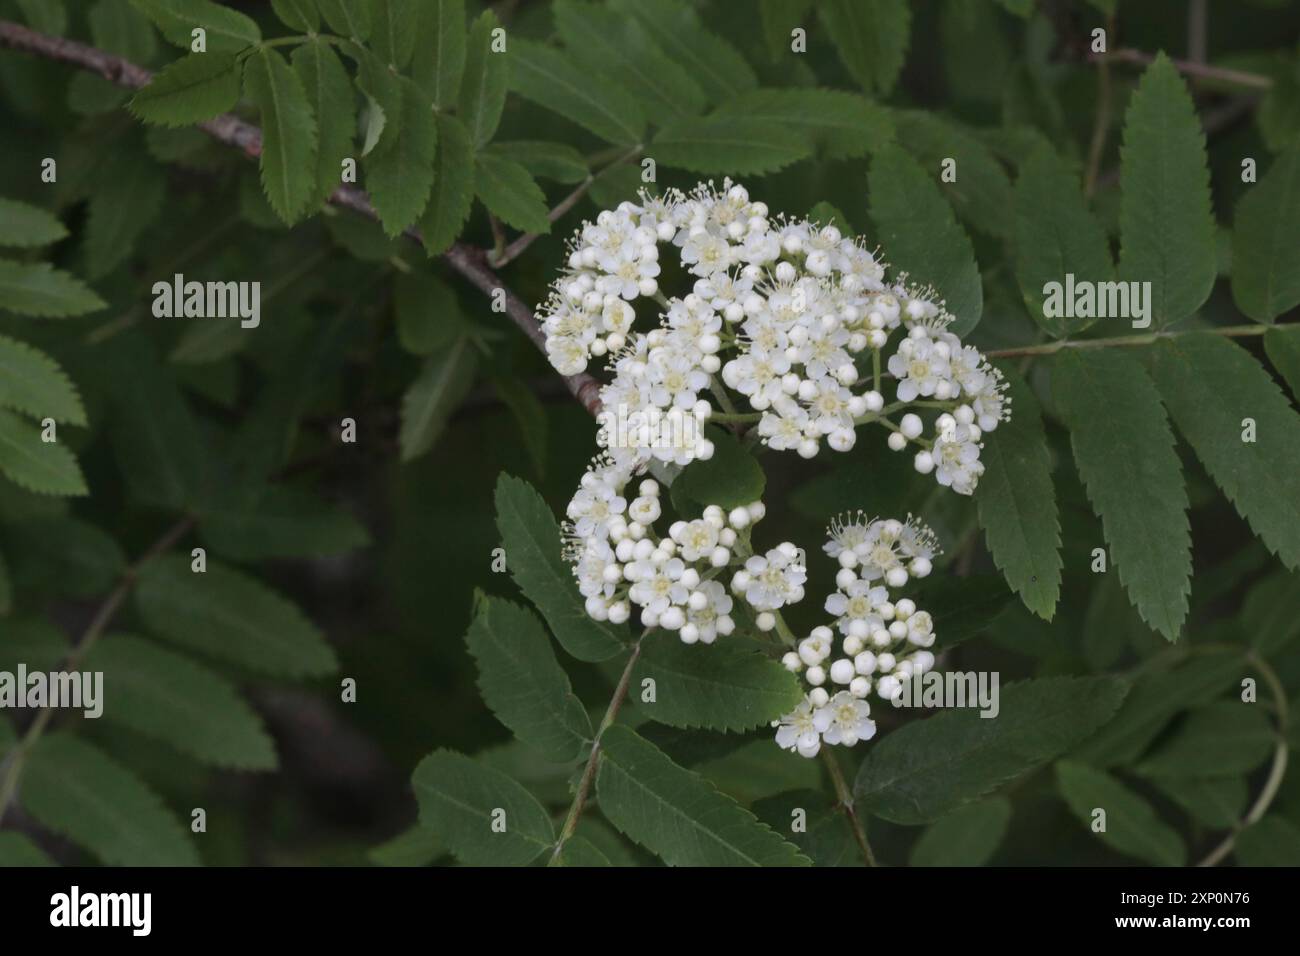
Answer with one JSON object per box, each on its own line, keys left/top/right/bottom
{"left": 1053, "top": 349, "right": 1190, "bottom": 640}
{"left": 1117, "top": 53, "right": 1216, "bottom": 328}
{"left": 412, "top": 0, "right": 466, "bottom": 108}
{"left": 868, "top": 144, "right": 982, "bottom": 335}
{"left": 712, "top": 89, "right": 894, "bottom": 161}
{"left": 1264, "top": 324, "right": 1300, "bottom": 397}
{"left": 609, "top": 0, "right": 756, "bottom": 104}
{"left": 653, "top": 116, "right": 814, "bottom": 176}
{"left": 83, "top": 634, "right": 277, "bottom": 770}
{"left": 1014, "top": 145, "right": 1115, "bottom": 337}
{"left": 493, "top": 474, "right": 627, "bottom": 662}
{"left": 243, "top": 47, "right": 318, "bottom": 224}
{"left": 596, "top": 725, "right": 812, "bottom": 866}
{"left": 413, "top": 750, "right": 554, "bottom": 865}
{"left": 129, "top": 52, "right": 241, "bottom": 127}
{"left": 0, "top": 409, "right": 86, "bottom": 496}
{"left": 909, "top": 797, "right": 1011, "bottom": 866}
{"left": 1232, "top": 141, "right": 1300, "bottom": 322}
{"left": 474, "top": 153, "right": 550, "bottom": 235}
{"left": 368, "top": 0, "right": 418, "bottom": 68}
{"left": 974, "top": 365, "right": 1061, "bottom": 619}
{"left": 135, "top": 555, "right": 338, "bottom": 677}
{"left": 631, "top": 632, "right": 802, "bottom": 732}
{"left": 1133, "top": 701, "right": 1275, "bottom": 779}
{"left": 128, "top": 0, "right": 260, "bottom": 53}
{"left": 1144, "top": 334, "right": 1300, "bottom": 570}
{"left": 0, "top": 198, "right": 67, "bottom": 248}
{"left": 459, "top": 10, "right": 508, "bottom": 149}
{"left": 1056, "top": 760, "right": 1185, "bottom": 866}
{"left": 21, "top": 733, "right": 198, "bottom": 866}
{"left": 854, "top": 677, "right": 1128, "bottom": 824}
{"left": 507, "top": 38, "right": 644, "bottom": 147}
{"left": 465, "top": 593, "right": 593, "bottom": 762}
{"left": 0, "top": 334, "right": 86, "bottom": 425}
{"left": 291, "top": 39, "right": 355, "bottom": 207}
{"left": 419, "top": 113, "right": 475, "bottom": 255}
{"left": 819, "top": 0, "right": 911, "bottom": 96}
{"left": 0, "top": 260, "right": 105, "bottom": 318}
{"left": 399, "top": 336, "right": 478, "bottom": 461}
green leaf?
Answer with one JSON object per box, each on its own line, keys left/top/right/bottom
{"left": 395, "top": 270, "right": 465, "bottom": 355}
{"left": 609, "top": 0, "right": 756, "bottom": 104}
{"left": 1134, "top": 701, "right": 1276, "bottom": 778}
{"left": 0, "top": 409, "right": 86, "bottom": 496}
{"left": 1232, "top": 142, "right": 1300, "bottom": 322}
{"left": 128, "top": 0, "right": 261, "bottom": 53}
{"left": 1073, "top": 649, "right": 1247, "bottom": 767}
{"left": 1014, "top": 145, "right": 1115, "bottom": 337}
{"left": 553, "top": 0, "right": 706, "bottom": 124}
{"left": 1243, "top": 570, "right": 1300, "bottom": 656}
{"left": 399, "top": 336, "right": 478, "bottom": 462}
{"left": 474, "top": 152, "right": 550, "bottom": 234}
{"left": 135, "top": 555, "right": 338, "bottom": 677}
{"left": 653, "top": 115, "right": 814, "bottom": 176}
{"left": 89, "top": 0, "right": 158, "bottom": 63}
{"left": 1151, "top": 777, "right": 1247, "bottom": 829}
{"left": 712, "top": 88, "right": 893, "bottom": 162}
{"left": 1053, "top": 350, "right": 1190, "bottom": 640}
{"left": 759, "top": 0, "right": 813, "bottom": 60}
{"left": 1235, "top": 816, "right": 1300, "bottom": 866}
{"left": 507, "top": 38, "right": 645, "bottom": 147}
{"left": 494, "top": 474, "right": 627, "bottom": 662}
{"left": 413, "top": 750, "right": 555, "bottom": 865}
{"left": 0, "top": 832, "right": 54, "bottom": 866}
{"left": 750, "top": 788, "right": 859, "bottom": 867}
{"left": 1117, "top": 53, "right": 1216, "bottom": 328}
{"left": 596, "top": 725, "right": 811, "bottom": 866}
{"left": 492, "top": 375, "right": 547, "bottom": 477}
{"left": 0, "top": 260, "right": 105, "bottom": 318}
{"left": 819, "top": 0, "right": 911, "bottom": 96}
{"left": 21, "top": 733, "right": 198, "bottom": 866}
{"left": 291, "top": 39, "right": 355, "bottom": 207}
{"left": 465, "top": 594, "right": 593, "bottom": 762}
{"left": 807, "top": 200, "right": 854, "bottom": 236}
{"left": 974, "top": 365, "right": 1061, "bottom": 619}
{"left": 419, "top": 113, "right": 475, "bottom": 255}
{"left": 459, "top": 10, "right": 508, "bottom": 149}
{"left": 129, "top": 52, "right": 241, "bottom": 127}
{"left": 0, "top": 334, "right": 86, "bottom": 425}
{"left": 854, "top": 677, "right": 1128, "bottom": 824}
{"left": 244, "top": 47, "right": 318, "bottom": 224}
{"left": 915, "top": 573, "right": 1014, "bottom": 649}
{"left": 1145, "top": 334, "right": 1300, "bottom": 570}
{"left": 198, "top": 485, "right": 370, "bottom": 561}
{"left": 895, "top": 110, "right": 1014, "bottom": 239}
{"left": 83, "top": 151, "right": 167, "bottom": 278}
{"left": 1264, "top": 324, "right": 1300, "bottom": 398}
{"left": 359, "top": 66, "right": 438, "bottom": 237}
{"left": 412, "top": 0, "right": 466, "bottom": 108}
{"left": 0, "top": 617, "right": 67, "bottom": 673}
{"left": 486, "top": 141, "right": 588, "bottom": 185}
{"left": 0, "top": 198, "right": 67, "bottom": 248}
{"left": 368, "top": 0, "right": 417, "bottom": 68}
{"left": 84, "top": 634, "right": 277, "bottom": 770}
{"left": 632, "top": 632, "right": 802, "bottom": 732}
{"left": 669, "top": 425, "right": 765, "bottom": 513}
{"left": 316, "top": 0, "right": 371, "bottom": 40}
{"left": 369, "top": 825, "right": 442, "bottom": 866}
{"left": 868, "top": 144, "right": 982, "bottom": 335}
{"left": 1056, "top": 760, "right": 1185, "bottom": 866}
{"left": 553, "top": 835, "right": 611, "bottom": 866}
{"left": 5, "top": 516, "right": 125, "bottom": 598}
{"left": 269, "top": 0, "right": 318, "bottom": 31}
{"left": 15, "top": 0, "right": 66, "bottom": 34}
{"left": 909, "top": 797, "right": 1011, "bottom": 866}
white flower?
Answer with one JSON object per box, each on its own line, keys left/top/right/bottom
{"left": 933, "top": 419, "right": 984, "bottom": 496}
{"left": 736, "top": 546, "right": 806, "bottom": 611}
{"left": 775, "top": 698, "right": 823, "bottom": 757}
{"left": 814, "top": 692, "right": 876, "bottom": 746}
{"left": 888, "top": 331, "right": 952, "bottom": 402}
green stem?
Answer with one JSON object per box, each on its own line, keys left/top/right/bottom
{"left": 0, "top": 515, "right": 195, "bottom": 826}
{"left": 821, "top": 748, "right": 877, "bottom": 866}
{"left": 986, "top": 324, "right": 1268, "bottom": 360}
{"left": 1197, "top": 653, "right": 1290, "bottom": 867}
{"left": 548, "top": 630, "right": 649, "bottom": 864}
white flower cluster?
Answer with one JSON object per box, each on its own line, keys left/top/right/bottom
{"left": 538, "top": 180, "right": 1011, "bottom": 494}
{"left": 773, "top": 513, "right": 942, "bottom": 759}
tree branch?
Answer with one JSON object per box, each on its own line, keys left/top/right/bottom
{"left": 0, "top": 18, "right": 604, "bottom": 418}
{"left": 1092, "top": 47, "right": 1273, "bottom": 90}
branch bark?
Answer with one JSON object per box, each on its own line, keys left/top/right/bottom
{"left": 0, "top": 18, "right": 604, "bottom": 417}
